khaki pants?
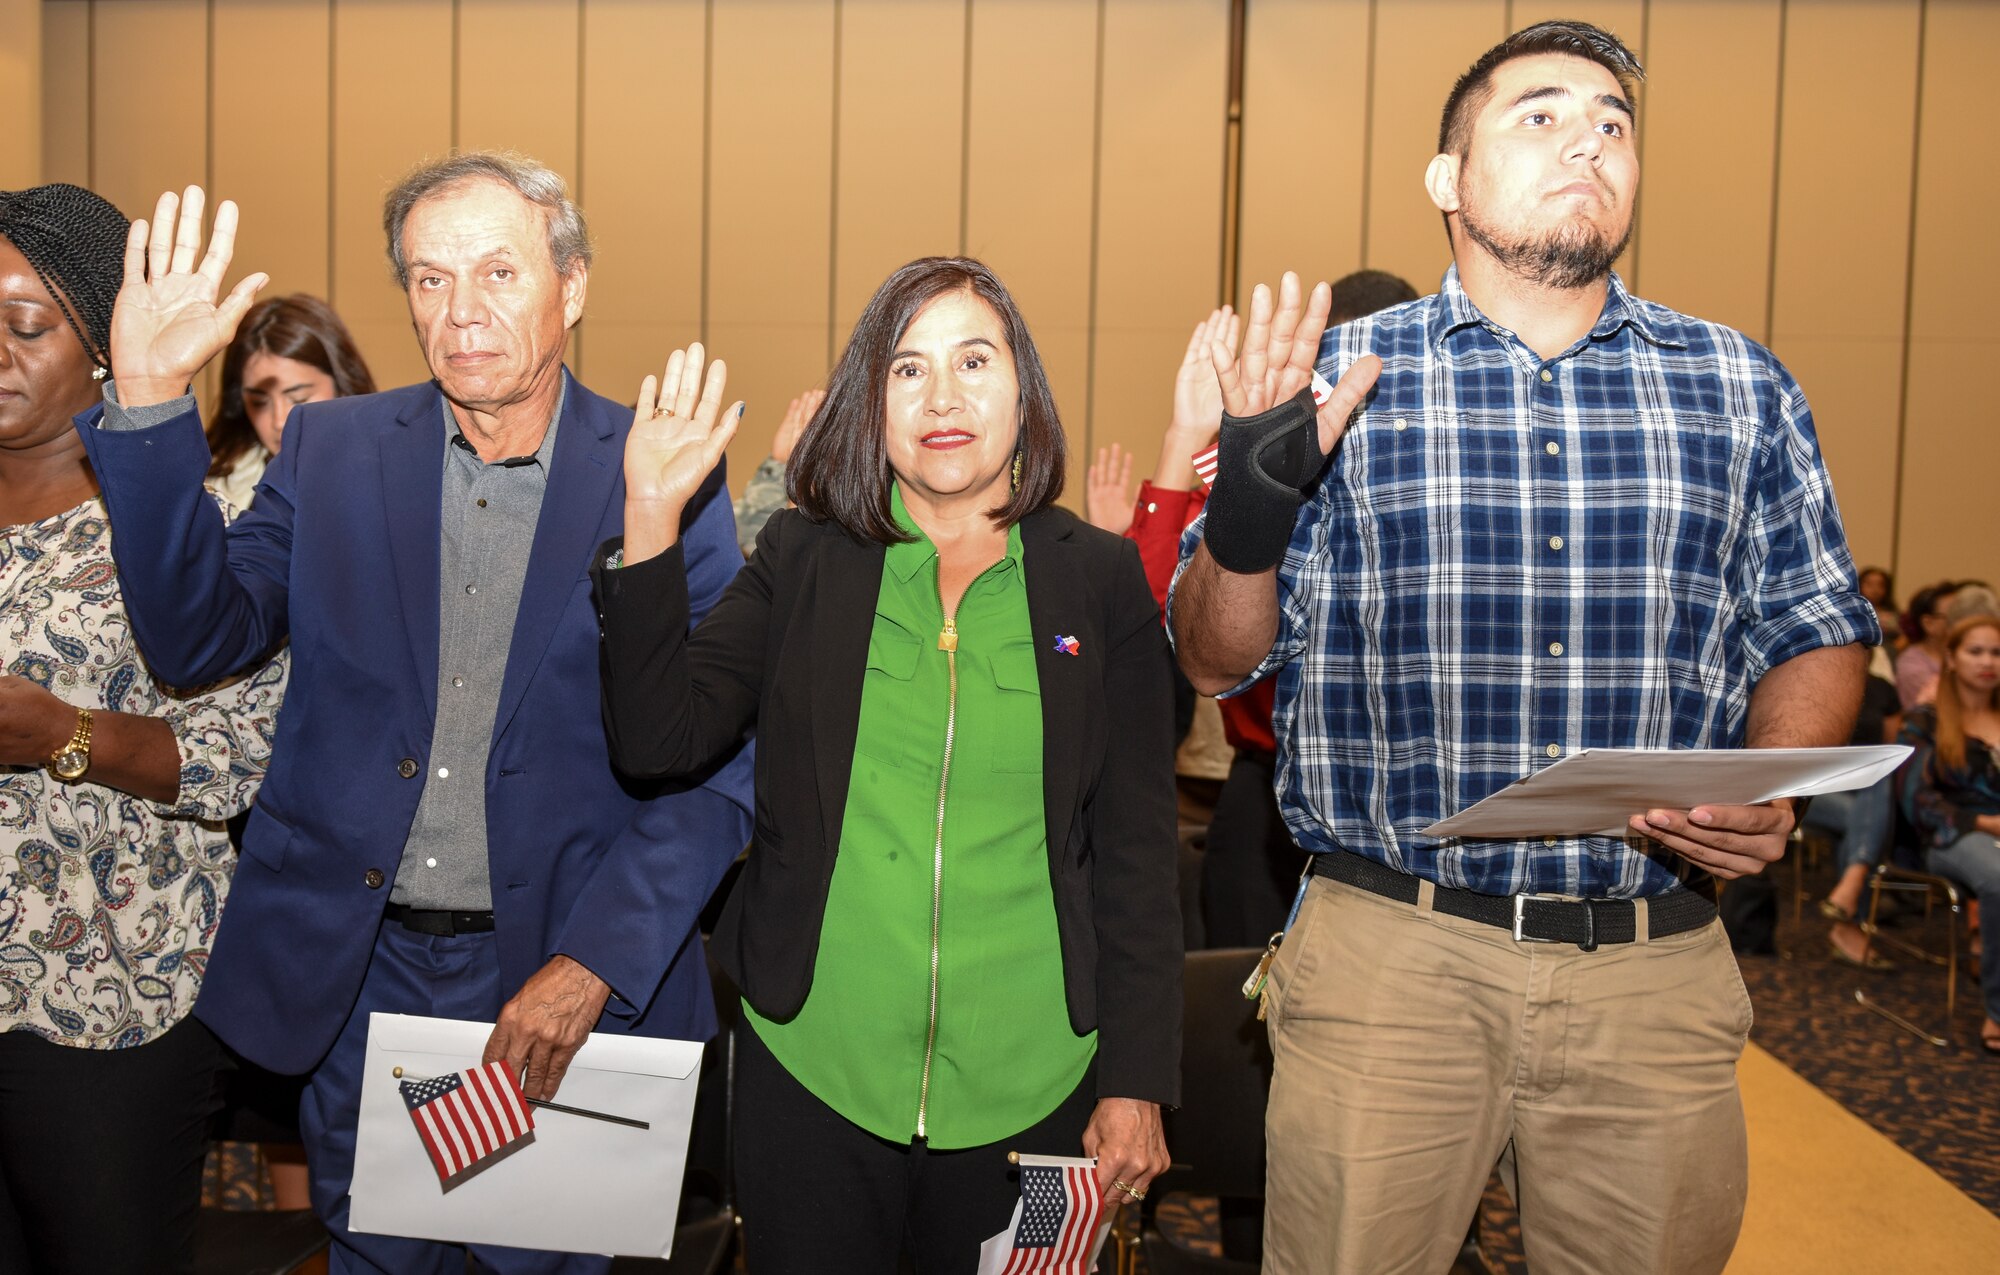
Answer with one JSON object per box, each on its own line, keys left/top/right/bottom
{"left": 1263, "top": 874, "right": 1752, "bottom": 1275}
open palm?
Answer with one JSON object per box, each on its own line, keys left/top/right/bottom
{"left": 625, "top": 342, "right": 742, "bottom": 513}
{"left": 109, "top": 186, "right": 268, "bottom": 402}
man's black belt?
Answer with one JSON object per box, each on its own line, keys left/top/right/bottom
{"left": 1309, "top": 850, "right": 1715, "bottom": 950}
{"left": 383, "top": 901, "right": 496, "bottom": 935}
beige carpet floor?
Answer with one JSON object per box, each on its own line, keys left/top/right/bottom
{"left": 1728, "top": 1042, "right": 2000, "bottom": 1273}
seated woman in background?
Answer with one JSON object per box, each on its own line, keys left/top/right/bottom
{"left": 593, "top": 257, "right": 1180, "bottom": 1272}
{"left": 205, "top": 293, "right": 373, "bottom": 508}
{"left": 1897, "top": 582, "right": 1959, "bottom": 709}
{"left": 0, "top": 183, "right": 289, "bottom": 1274}
{"left": 1896, "top": 615, "right": 2000, "bottom": 1055}
{"left": 1812, "top": 662, "right": 1902, "bottom": 967}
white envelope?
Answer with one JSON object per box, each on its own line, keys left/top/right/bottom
{"left": 1421, "top": 744, "right": 1913, "bottom": 839}
{"left": 348, "top": 1013, "right": 703, "bottom": 1258}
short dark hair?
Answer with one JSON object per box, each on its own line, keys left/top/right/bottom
{"left": 1328, "top": 269, "right": 1419, "bottom": 324}
{"left": 208, "top": 293, "right": 376, "bottom": 477}
{"left": 1438, "top": 20, "right": 1644, "bottom": 158}
{"left": 788, "top": 257, "right": 1066, "bottom": 545}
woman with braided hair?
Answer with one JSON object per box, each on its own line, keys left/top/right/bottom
{"left": 0, "top": 183, "right": 290, "bottom": 1274}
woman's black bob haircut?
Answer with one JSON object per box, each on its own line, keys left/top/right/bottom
{"left": 787, "top": 256, "right": 1066, "bottom": 545}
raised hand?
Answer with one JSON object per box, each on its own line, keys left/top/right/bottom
{"left": 1211, "top": 272, "right": 1380, "bottom": 456}
{"left": 109, "top": 186, "right": 269, "bottom": 408}
{"left": 1084, "top": 443, "right": 1136, "bottom": 534}
{"left": 622, "top": 342, "right": 743, "bottom": 563}
{"left": 1171, "top": 305, "right": 1236, "bottom": 440}
{"left": 769, "top": 387, "right": 826, "bottom": 466}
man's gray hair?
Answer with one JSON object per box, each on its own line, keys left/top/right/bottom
{"left": 382, "top": 150, "right": 593, "bottom": 288}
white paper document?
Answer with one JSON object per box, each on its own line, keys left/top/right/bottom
{"left": 348, "top": 1013, "right": 703, "bottom": 1258}
{"left": 1421, "top": 744, "right": 1911, "bottom": 840}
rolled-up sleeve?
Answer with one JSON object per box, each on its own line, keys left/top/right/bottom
{"left": 1735, "top": 376, "right": 1882, "bottom": 679}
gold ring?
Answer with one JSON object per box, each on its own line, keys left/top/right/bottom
{"left": 1112, "top": 1179, "right": 1145, "bottom": 1200}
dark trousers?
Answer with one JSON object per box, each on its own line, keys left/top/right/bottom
{"left": 0, "top": 1016, "right": 227, "bottom": 1275}
{"left": 734, "top": 1020, "right": 1099, "bottom": 1275}
{"left": 297, "top": 922, "right": 609, "bottom": 1275}
{"left": 1201, "top": 749, "right": 1308, "bottom": 949}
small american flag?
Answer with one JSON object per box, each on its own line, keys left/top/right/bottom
{"left": 399, "top": 1060, "right": 536, "bottom": 1184}
{"left": 998, "top": 1161, "right": 1106, "bottom": 1274}
{"left": 1192, "top": 443, "right": 1218, "bottom": 489}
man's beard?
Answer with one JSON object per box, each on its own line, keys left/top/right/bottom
{"left": 1458, "top": 187, "right": 1630, "bottom": 291}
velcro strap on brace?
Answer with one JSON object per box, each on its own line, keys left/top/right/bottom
{"left": 1203, "top": 387, "right": 1323, "bottom": 574}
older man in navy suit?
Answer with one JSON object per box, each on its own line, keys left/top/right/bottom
{"left": 76, "top": 154, "right": 752, "bottom": 1274}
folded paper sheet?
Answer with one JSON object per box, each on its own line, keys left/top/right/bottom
{"left": 349, "top": 1013, "right": 703, "bottom": 1258}
{"left": 1421, "top": 745, "right": 1912, "bottom": 840}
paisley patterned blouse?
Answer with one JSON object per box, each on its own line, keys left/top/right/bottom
{"left": 0, "top": 495, "right": 289, "bottom": 1049}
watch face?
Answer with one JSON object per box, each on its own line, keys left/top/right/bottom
{"left": 52, "top": 749, "right": 89, "bottom": 780}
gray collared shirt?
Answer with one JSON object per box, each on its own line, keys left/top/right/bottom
{"left": 393, "top": 385, "right": 565, "bottom": 908}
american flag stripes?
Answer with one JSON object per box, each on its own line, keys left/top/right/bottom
{"left": 1191, "top": 443, "right": 1218, "bottom": 489}
{"left": 997, "top": 1161, "right": 1106, "bottom": 1274}
{"left": 399, "top": 1060, "right": 536, "bottom": 1184}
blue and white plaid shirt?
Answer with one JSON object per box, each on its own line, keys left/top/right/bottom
{"left": 1170, "top": 267, "right": 1880, "bottom": 898}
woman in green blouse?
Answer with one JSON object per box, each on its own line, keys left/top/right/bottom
{"left": 594, "top": 258, "right": 1181, "bottom": 1272}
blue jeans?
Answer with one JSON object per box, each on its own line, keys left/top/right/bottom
{"left": 298, "top": 923, "right": 611, "bottom": 1275}
{"left": 1927, "top": 831, "right": 2000, "bottom": 1024}
{"left": 1802, "top": 775, "right": 1895, "bottom": 875}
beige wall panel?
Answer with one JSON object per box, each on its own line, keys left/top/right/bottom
{"left": 1091, "top": 0, "right": 1229, "bottom": 478}
{"left": 2, "top": 0, "right": 42, "bottom": 187}
{"left": 1898, "top": 0, "right": 2000, "bottom": 592}
{"left": 40, "top": 0, "right": 88, "bottom": 187}
{"left": 456, "top": 1, "right": 580, "bottom": 177}
{"left": 964, "top": 0, "right": 1099, "bottom": 503}
{"left": 576, "top": 0, "right": 706, "bottom": 407}
{"left": 707, "top": 0, "right": 835, "bottom": 482}
{"left": 1365, "top": 0, "right": 1507, "bottom": 294}
{"left": 1628, "top": 0, "right": 1780, "bottom": 339}
{"left": 90, "top": 0, "right": 208, "bottom": 222}
{"left": 330, "top": 0, "right": 455, "bottom": 391}
{"left": 1768, "top": 0, "right": 1921, "bottom": 580}
{"left": 1237, "top": 0, "right": 1369, "bottom": 309}
{"left": 830, "top": 0, "right": 966, "bottom": 354}
{"left": 1505, "top": 1, "right": 1645, "bottom": 52}
{"left": 211, "top": 1, "right": 331, "bottom": 302}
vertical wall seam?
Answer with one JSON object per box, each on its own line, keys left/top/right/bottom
{"left": 699, "top": 0, "right": 712, "bottom": 340}
{"left": 1630, "top": 0, "right": 1651, "bottom": 290}
{"left": 1219, "top": 0, "right": 1244, "bottom": 308}
{"left": 205, "top": 0, "right": 215, "bottom": 198}
{"left": 1358, "top": 0, "right": 1376, "bottom": 265}
{"left": 326, "top": 0, "right": 337, "bottom": 300}
{"left": 1082, "top": 0, "right": 1107, "bottom": 450}
{"left": 1761, "top": 0, "right": 1788, "bottom": 349}
{"left": 827, "top": 0, "right": 843, "bottom": 372}
{"left": 1890, "top": 0, "right": 1929, "bottom": 579}
{"left": 958, "top": 0, "right": 973, "bottom": 256}
{"left": 85, "top": 0, "right": 96, "bottom": 189}
{"left": 573, "top": 0, "right": 586, "bottom": 378}
{"left": 450, "top": 0, "right": 461, "bottom": 148}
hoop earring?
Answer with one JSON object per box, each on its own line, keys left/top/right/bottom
{"left": 1011, "top": 447, "right": 1024, "bottom": 494}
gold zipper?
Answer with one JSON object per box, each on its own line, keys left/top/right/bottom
{"left": 917, "top": 604, "right": 959, "bottom": 1139}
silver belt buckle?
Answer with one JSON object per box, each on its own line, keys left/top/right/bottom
{"left": 1512, "top": 892, "right": 1568, "bottom": 942}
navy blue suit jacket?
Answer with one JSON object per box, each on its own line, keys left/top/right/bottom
{"left": 74, "top": 372, "right": 753, "bottom": 1074}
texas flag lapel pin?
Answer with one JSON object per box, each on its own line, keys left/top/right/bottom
{"left": 1053, "top": 634, "right": 1081, "bottom": 656}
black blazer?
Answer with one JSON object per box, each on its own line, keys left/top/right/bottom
{"left": 592, "top": 505, "right": 1182, "bottom": 1106}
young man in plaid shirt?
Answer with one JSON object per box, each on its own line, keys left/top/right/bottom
{"left": 1171, "top": 21, "right": 1876, "bottom": 1275}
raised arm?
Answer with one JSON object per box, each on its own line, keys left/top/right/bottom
{"left": 1171, "top": 273, "right": 1379, "bottom": 693}
{"left": 594, "top": 344, "right": 769, "bottom": 777}
{"left": 76, "top": 186, "right": 287, "bottom": 685}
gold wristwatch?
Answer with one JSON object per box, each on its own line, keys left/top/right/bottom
{"left": 47, "top": 708, "right": 93, "bottom": 781}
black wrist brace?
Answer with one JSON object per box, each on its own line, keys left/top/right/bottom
{"left": 1203, "top": 387, "right": 1324, "bottom": 574}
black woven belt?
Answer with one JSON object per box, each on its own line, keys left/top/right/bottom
{"left": 383, "top": 902, "right": 496, "bottom": 936}
{"left": 1309, "top": 851, "right": 1715, "bottom": 950}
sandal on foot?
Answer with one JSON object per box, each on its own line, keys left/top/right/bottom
{"left": 1818, "top": 899, "right": 1857, "bottom": 922}
{"left": 1829, "top": 937, "right": 1893, "bottom": 971}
